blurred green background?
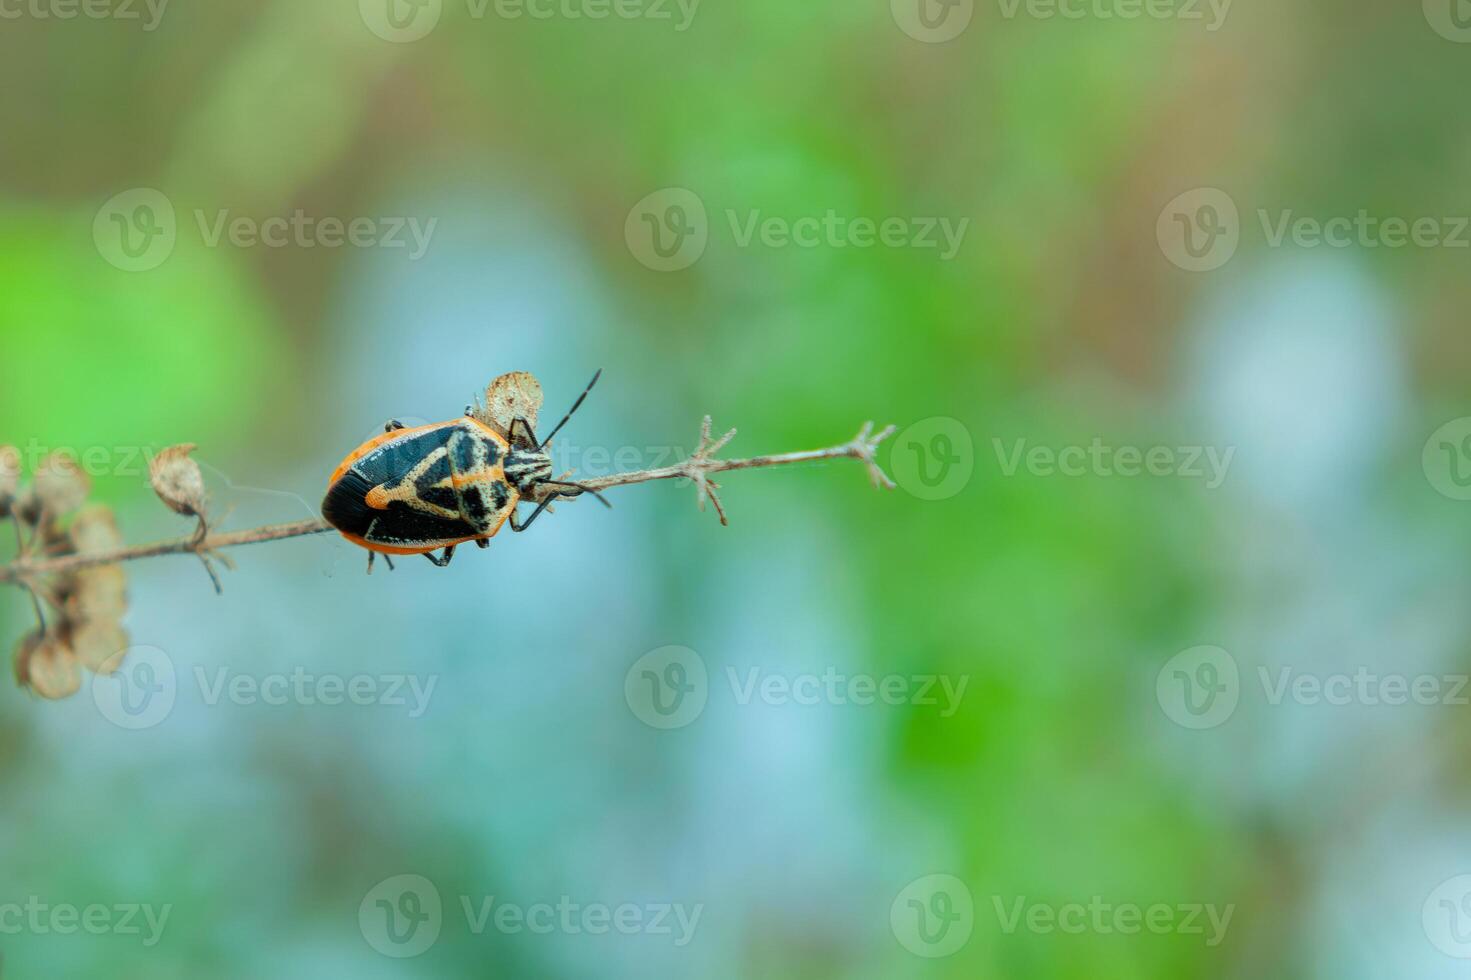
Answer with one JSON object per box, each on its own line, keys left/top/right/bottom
{"left": 3, "top": 0, "right": 1471, "bottom": 977}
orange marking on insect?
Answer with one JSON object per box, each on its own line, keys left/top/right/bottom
{"left": 365, "top": 485, "right": 391, "bottom": 509}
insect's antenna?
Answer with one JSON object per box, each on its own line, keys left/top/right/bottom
{"left": 544, "top": 480, "right": 613, "bottom": 509}
{"left": 538, "top": 369, "right": 603, "bottom": 451}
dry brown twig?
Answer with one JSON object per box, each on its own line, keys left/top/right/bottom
{"left": 1, "top": 371, "right": 896, "bottom": 699}
{"left": 0, "top": 420, "right": 895, "bottom": 581}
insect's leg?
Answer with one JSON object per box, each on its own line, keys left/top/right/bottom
{"left": 509, "top": 491, "right": 575, "bottom": 533}
{"left": 542, "top": 480, "right": 612, "bottom": 509}
{"left": 507, "top": 500, "right": 535, "bottom": 532}
{"left": 508, "top": 417, "right": 539, "bottom": 451}
{"left": 366, "top": 551, "right": 397, "bottom": 573}
{"left": 423, "top": 545, "right": 455, "bottom": 567}
{"left": 384, "top": 419, "right": 406, "bottom": 432}
{"left": 475, "top": 537, "right": 490, "bottom": 549}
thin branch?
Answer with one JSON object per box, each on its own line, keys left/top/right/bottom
{"left": 10, "top": 515, "right": 49, "bottom": 633}
{"left": 0, "top": 420, "right": 895, "bottom": 581}
{"left": 568, "top": 419, "right": 897, "bottom": 526}
{"left": 0, "top": 518, "right": 335, "bottom": 582}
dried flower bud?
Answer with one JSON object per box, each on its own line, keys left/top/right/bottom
{"left": 13, "top": 630, "right": 41, "bottom": 688}
{"left": 69, "top": 619, "right": 129, "bottom": 675}
{"left": 69, "top": 505, "right": 124, "bottom": 555}
{"left": 64, "top": 565, "right": 128, "bottom": 624}
{"left": 476, "top": 371, "right": 543, "bottom": 442}
{"left": 32, "top": 453, "right": 89, "bottom": 517}
{"left": 148, "top": 444, "right": 206, "bottom": 517}
{"left": 15, "top": 632, "right": 81, "bottom": 700}
{"left": 11, "top": 485, "right": 39, "bottom": 526}
{"left": 0, "top": 445, "right": 19, "bottom": 516}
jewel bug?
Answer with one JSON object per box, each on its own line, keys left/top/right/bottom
{"left": 322, "top": 371, "right": 608, "bottom": 570}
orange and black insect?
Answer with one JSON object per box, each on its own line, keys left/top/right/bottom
{"left": 322, "top": 371, "right": 607, "bottom": 571}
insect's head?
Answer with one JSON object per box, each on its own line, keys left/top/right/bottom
{"left": 503, "top": 448, "right": 554, "bottom": 494}
{"left": 503, "top": 370, "right": 612, "bottom": 510}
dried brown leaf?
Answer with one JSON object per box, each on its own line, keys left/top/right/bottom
{"left": 32, "top": 452, "right": 89, "bottom": 517}
{"left": 69, "top": 505, "right": 123, "bottom": 555}
{"left": 473, "top": 371, "right": 544, "bottom": 441}
{"left": 64, "top": 565, "right": 129, "bottom": 623}
{"left": 0, "top": 445, "right": 19, "bottom": 515}
{"left": 148, "top": 443, "right": 206, "bottom": 517}
{"left": 69, "top": 619, "right": 129, "bottom": 674}
{"left": 17, "top": 633, "right": 80, "bottom": 700}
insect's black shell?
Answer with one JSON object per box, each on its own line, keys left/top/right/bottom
{"left": 322, "top": 425, "right": 490, "bottom": 547}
